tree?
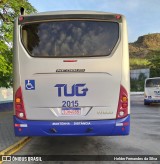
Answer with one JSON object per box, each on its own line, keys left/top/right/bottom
{"left": 130, "top": 73, "right": 146, "bottom": 91}
{"left": 0, "top": 0, "right": 36, "bottom": 87}
{"left": 148, "top": 51, "right": 160, "bottom": 77}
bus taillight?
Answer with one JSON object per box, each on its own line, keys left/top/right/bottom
{"left": 19, "top": 16, "right": 24, "bottom": 21}
{"left": 116, "top": 85, "right": 128, "bottom": 119}
{"left": 15, "top": 87, "right": 26, "bottom": 120}
{"left": 115, "top": 15, "right": 121, "bottom": 20}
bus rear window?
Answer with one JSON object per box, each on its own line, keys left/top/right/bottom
{"left": 21, "top": 20, "right": 119, "bottom": 57}
{"left": 146, "top": 79, "right": 160, "bottom": 87}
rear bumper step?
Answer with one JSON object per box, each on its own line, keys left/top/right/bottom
{"left": 14, "top": 115, "right": 130, "bottom": 136}
{"left": 144, "top": 99, "right": 160, "bottom": 103}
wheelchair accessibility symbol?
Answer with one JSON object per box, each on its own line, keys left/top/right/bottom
{"left": 25, "top": 80, "right": 35, "bottom": 90}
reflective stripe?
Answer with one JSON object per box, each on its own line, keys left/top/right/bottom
{"left": 116, "top": 123, "right": 123, "bottom": 126}
{"left": 15, "top": 124, "right": 28, "bottom": 127}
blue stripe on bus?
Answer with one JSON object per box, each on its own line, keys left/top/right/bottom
{"left": 144, "top": 99, "right": 160, "bottom": 103}
{"left": 14, "top": 115, "right": 130, "bottom": 136}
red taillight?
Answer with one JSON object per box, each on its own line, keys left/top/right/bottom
{"left": 122, "top": 103, "right": 128, "bottom": 108}
{"left": 15, "top": 87, "right": 26, "bottom": 120}
{"left": 115, "top": 15, "right": 121, "bottom": 20}
{"left": 19, "top": 16, "right": 24, "bottom": 21}
{"left": 15, "top": 124, "right": 20, "bottom": 127}
{"left": 116, "top": 85, "right": 128, "bottom": 119}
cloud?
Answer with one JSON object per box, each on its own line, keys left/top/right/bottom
{"left": 28, "top": 0, "right": 160, "bottom": 42}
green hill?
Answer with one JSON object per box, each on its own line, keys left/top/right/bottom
{"left": 129, "top": 33, "right": 160, "bottom": 69}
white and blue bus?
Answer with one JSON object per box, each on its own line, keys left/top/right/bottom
{"left": 144, "top": 77, "right": 160, "bottom": 105}
{"left": 13, "top": 11, "right": 130, "bottom": 136}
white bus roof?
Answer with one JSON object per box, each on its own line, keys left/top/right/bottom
{"left": 23, "top": 10, "right": 121, "bottom": 17}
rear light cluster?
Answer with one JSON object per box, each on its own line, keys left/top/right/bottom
{"left": 15, "top": 87, "right": 26, "bottom": 119}
{"left": 115, "top": 15, "right": 121, "bottom": 20}
{"left": 116, "top": 85, "right": 128, "bottom": 119}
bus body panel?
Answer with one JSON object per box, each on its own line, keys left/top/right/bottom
{"left": 144, "top": 77, "right": 160, "bottom": 104}
{"left": 121, "top": 16, "right": 130, "bottom": 113}
{"left": 17, "top": 45, "right": 122, "bottom": 120}
{"left": 13, "top": 11, "right": 130, "bottom": 136}
{"left": 14, "top": 115, "right": 130, "bottom": 136}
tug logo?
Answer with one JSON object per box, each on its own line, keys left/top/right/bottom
{"left": 54, "top": 84, "right": 88, "bottom": 97}
{"left": 154, "top": 91, "right": 160, "bottom": 95}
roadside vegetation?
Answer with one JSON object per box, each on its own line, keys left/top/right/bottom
{"left": 0, "top": 0, "right": 36, "bottom": 87}
{"left": 130, "top": 34, "right": 160, "bottom": 91}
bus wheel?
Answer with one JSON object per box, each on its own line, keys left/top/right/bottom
{"left": 144, "top": 101, "right": 150, "bottom": 105}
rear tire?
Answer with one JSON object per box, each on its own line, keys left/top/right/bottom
{"left": 144, "top": 100, "right": 150, "bottom": 105}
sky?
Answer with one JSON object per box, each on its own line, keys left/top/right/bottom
{"left": 28, "top": 0, "right": 160, "bottom": 42}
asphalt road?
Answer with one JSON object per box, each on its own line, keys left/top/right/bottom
{"left": 12, "top": 95, "right": 160, "bottom": 164}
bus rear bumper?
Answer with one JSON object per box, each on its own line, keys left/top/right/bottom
{"left": 14, "top": 115, "right": 130, "bottom": 136}
{"left": 144, "top": 99, "right": 160, "bottom": 104}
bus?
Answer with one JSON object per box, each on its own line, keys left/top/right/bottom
{"left": 144, "top": 77, "right": 160, "bottom": 105}
{"left": 13, "top": 11, "right": 130, "bottom": 136}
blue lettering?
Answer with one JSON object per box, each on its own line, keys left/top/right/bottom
{"left": 54, "top": 84, "right": 65, "bottom": 97}
{"left": 64, "top": 85, "right": 75, "bottom": 97}
{"left": 75, "top": 84, "right": 88, "bottom": 96}
{"left": 54, "top": 83, "right": 88, "bottom": 97}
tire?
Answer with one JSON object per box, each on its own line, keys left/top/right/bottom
{"left": 144, "top": 100, "right": 150, "bottom": 105}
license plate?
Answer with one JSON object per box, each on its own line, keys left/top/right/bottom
{"left": 61, "top": 108, "right": 81, "bottom": 115}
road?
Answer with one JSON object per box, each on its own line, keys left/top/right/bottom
{"left": 12, "top": 95, "right": 160, "bottom": 164}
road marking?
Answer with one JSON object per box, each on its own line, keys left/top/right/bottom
{"left": 0, "top": 137, "right": 31, "bottom": 163}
